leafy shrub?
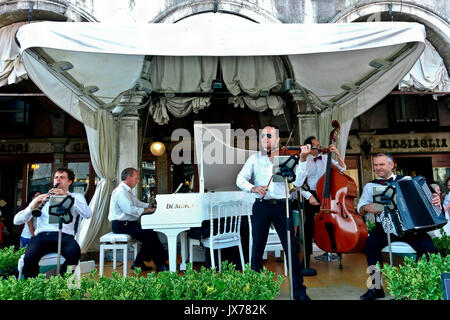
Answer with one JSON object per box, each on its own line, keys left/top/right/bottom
{"left": 0, "top": 262, "right": 283, "bottom": 300}
{"left": 381, "top": 253, "right": 450, "bottom": 300}
{"left": 0, "top": 246, "right": 26, "bottom": 279}
{"left": 432, "top": 229, "right": 450, "bottom": 256}
{"left": 366, "top": 219, "right": 376, "bottom": 233}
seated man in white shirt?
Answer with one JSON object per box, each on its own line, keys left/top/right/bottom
{"left": 14, "top": 167, "right": 92, "bottom": 278}
{"left": 109, "top": 167, "right": 169, "bottom": 272}
{"left": 236, "top": 125, "right": 312, "bottom": 300}
{"left": 357, "top": 153, "right": 441, "bottom": 300}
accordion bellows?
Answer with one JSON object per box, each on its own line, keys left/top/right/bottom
{"left": 373, "top": 176, "right": 447, "bottom": 237}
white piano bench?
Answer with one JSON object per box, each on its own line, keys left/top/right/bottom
{"left": 99, "top": 232, "right": 138, "bottom": 277}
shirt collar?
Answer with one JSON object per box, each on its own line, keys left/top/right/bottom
{"left": 120, "top": 181, "right": 132, "bottom": 192}
{"left": 377, "top": 173, "right": 396, "bottom": 180}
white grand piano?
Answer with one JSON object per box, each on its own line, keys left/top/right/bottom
{"left": 141, "top": 123, "right": 256, "bottom": 272}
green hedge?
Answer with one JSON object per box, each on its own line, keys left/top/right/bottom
{"left": 0, "top": 246, "right": 26, "bottom": 279}
{"left": 0, "top": 262, "right": 283, "bottom": 300}
{"left": 381, "top": 253, "right": 450, "bottom": 300}
{"left": 433, "top": 229, "right": 450, "bottom": 257}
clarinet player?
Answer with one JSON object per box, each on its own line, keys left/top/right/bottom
{"left": 14, "top": 167, "right": 92, "bottom": 278}
{"left": 357, "top": 153, "right": 441, "bottom": 300}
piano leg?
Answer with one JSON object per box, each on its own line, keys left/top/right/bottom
{"left": 155, "top": 228, "right": 189, "bottom": 272}
{"left": 180, "top": 231, "right": 187, "bottom": 271}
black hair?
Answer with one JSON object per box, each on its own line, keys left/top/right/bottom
{"left": 54, "top": 167, "right": 75, "bottom": 182}
{"left": 304, "top": 136, "right": 316, "bottom": 145}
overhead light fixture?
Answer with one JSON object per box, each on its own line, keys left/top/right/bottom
{"left": 283, "top": 78, "right": 293, "bottom": 92}
{"left": 212, "top": 80, "right": 223, "bottom": 89}
{"left": 50, "top": 61, "right": 73, "bottom": 72}
{"left": 83, "top": 86, "right": 99, "bottom": 94}
{"left": 340, "top": 83, "right": 359, "bottom": 92}
{"left": 369, "top": 59, "right": 391, "bottom": 69}
{"left": 150, "top": 141, "right": 166, "bottom": 157}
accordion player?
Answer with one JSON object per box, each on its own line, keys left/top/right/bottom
{"left": 373, "top": 176, "right": 447, "bottom": 237}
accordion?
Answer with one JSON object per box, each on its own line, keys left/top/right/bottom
{"left": 373, "top": 176, "right": 447, "bottom": 237}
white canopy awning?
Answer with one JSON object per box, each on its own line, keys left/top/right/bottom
{"left": 15, "top": 21, "right": 426, "bottom": 253}
{"left": 15, "top": 21, "right": 426, "bottom": 124}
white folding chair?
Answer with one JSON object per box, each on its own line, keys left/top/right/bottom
{"left": 17, "top": 253, "right": 66, "bottom": 279}
{"left": 189, "top": 201, "right": 245, "bottom": 271}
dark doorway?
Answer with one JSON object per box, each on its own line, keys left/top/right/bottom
{"left": 0, "top": 162, "right": 23, "bottom": 248}
{"left": 395, "top": 156, "right": 433, "bottom": 183}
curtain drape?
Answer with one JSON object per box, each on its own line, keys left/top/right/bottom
{"left": 399, "top": 39, "right": 450, "bottom": 98}
{"left": 0, "top": 22, "right": 28, "bottom": 87}
{"left": 228, "top": 95, "right": 285, "bottom": 116}
{"left": 220, "top": 56, "right": 286, "bottom": 97}
{"left": 77, "top": 108, "right": 118, "bottom": 253}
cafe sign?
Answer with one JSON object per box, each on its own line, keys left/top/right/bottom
{"left": 372, "top": 132, "right": 450, "bottom": 153}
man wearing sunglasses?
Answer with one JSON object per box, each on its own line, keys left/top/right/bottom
{"left": 237, "top": 125, "right": 312, "bottom": 300}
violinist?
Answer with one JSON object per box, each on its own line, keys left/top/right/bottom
{"left": 357, "top": 153, "right": 440, "bottom": 300}
{"left": 236, "top": 125, "right": 312, "bottom": 300}
{"left": 301, "top": 136, "right": 346, "bottom": 271}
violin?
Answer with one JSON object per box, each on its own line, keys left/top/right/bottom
{"left": 279, "top": 145, "right": 330, "bottom": 156}
{"left": 313, "top": 120, "right": 368, "bottom": 254}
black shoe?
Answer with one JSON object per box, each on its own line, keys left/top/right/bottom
{"left": 294, "top": 293, "right": 311, "bottom": 301}
{"left": 302, "top": 268, "right": 317, "bottom": 276}
{"left": 131, "top": 262, "right": 153, "bottom": 272}
{"left": 156, "top": 264, "right": 169, "bottom": 272}
{"left": 360, "top": 288, "right": 385, "bottom": 300}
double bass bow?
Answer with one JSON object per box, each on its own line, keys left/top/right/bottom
{"left": 313, "top": 120, "right": 368, "bottom": 253}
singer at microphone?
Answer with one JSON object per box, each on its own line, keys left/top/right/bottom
{"left": 13, "top": 167, "right": 92, "bottom": 279}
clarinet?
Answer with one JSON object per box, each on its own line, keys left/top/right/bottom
{"left": 31, "top": 183, "right": 60, "bottom": 217}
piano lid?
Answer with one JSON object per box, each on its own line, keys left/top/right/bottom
{"left": 194, "top": 122, "right": 257, "bottom": 193}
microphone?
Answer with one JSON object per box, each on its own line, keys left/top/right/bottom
{"left": 31, "top": 183, "right": 60, "bottom": 217}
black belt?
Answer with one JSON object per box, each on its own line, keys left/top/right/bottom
{"left": 258, "top": 198, "right": 286, "bottom": 205}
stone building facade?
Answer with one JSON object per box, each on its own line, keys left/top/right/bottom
{"left": 0, "top": 0, "right": 448, "bottom": 246}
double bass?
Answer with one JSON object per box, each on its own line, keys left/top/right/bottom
{"left": 314, "top": 121, "right": 368, "bottom": 253}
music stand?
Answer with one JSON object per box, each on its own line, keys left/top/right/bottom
{"left": 373, "top": 185, "right": 397, "bottom": 266}
{"left": 272, "top": 155, "right": 300, "bottom": 300}
{"left": 48, "top": 195, "right": 75, "bottom": 275}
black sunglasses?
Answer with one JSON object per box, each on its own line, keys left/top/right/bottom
{"left": 260, "top": 133, "right": 273, "bottom": 139}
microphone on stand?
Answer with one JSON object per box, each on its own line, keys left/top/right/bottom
{"left": 31, "top": 183, "right": 60, "bottom": 217}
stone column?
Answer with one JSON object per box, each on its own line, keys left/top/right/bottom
{"left": 117, "top": 115, "right": 140, "bottom": 192}
{"left": 47, "top": 137, "right": 68, "bottom": 169}
{"left": 296, "top": 101, "right": 318, "bottom": 145}
{"left": 358, "top": 131, "right": 376, "bottom": 187}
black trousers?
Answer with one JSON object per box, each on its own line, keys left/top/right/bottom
{"left": 303, "top": 190, "right": 320, "bottom": 267}
{"left": 22, "top": 232, "right": 80, "bottom": 279}
{"left": 251, "top": 199, "right": 306, "bottom": 297}
{"left": 112, "top": 220, "right": 168, "bottom": 268}
{"left": 366, "top": 223, "right": 438, "bottom": 269}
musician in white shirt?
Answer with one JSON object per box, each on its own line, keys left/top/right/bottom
{"left": 236, "top": 125, "right": 312, "bottom": 300}
{"left": 109, "top": 167, "right": 168, "bottom": 272}
{"left": 14, "top": 167, "right": 92, "bottom": 278}
{"left": 357, "top": 153, "right": 441, "bottom": 300}
{"left": 300, "top": 136, "right": 346, "bottom": 271}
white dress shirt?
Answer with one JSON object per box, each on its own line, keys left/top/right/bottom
{"left": 236, "top": 152, "right": 307, "bottom": 200}
{"left": 108, "top": 182, "right": 149, "bottom": 222}
{"left": 357, "top": 174, "right": 397, "bottom": 223}
{"left": 301, "top": 154, "right": 346, "bottom": 200}
{"left": 13, "top": 192, "right": 92, "bottom": 236}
